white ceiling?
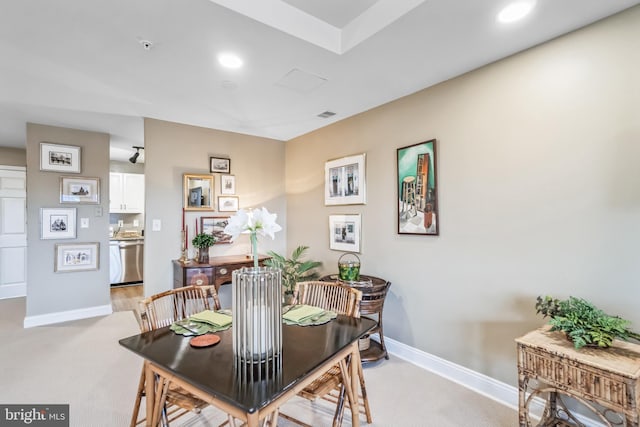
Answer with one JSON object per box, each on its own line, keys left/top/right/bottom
{"left": 1, "top": 0, "right": 638, "bottom": 162}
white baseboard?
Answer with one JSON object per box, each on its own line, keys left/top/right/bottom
{"left": 23, "top": 304, "right": 113, "bottom": 328}
{"left": 0, "top": 283, "right": 26, "bottom": 300}
{"left": 383, "top": 336, "right": 603, "bottom": 427}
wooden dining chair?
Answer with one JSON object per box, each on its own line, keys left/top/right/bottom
{"left": 282, "top": 280, "right": 372, "bottom": 427}
{"left": 130, "top": 285, "right": 222, "bottom": 427}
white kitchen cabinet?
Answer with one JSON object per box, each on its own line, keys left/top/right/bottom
{"left": 110, "top": 172, "right": 144, "bottom": 213}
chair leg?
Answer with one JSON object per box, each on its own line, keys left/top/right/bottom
{"left": 357, "top": 362, "right": 372, "bottom": 423}
{"left": 333, "top": 385, "right": 347, "bottom": 427}
{"left": 130, "top": 368, "right": 146, "bottom": 427}
{"left": 334, "top": 353, "right": 373, "bottom": 425}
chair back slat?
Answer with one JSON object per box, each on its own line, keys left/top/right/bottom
{"left": 294, "top": 281, "right": 362, "bottom": 318}
{"left": 138, "top": 285, "right": 221, "bottom": 332}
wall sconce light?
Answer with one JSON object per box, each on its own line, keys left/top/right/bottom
{"left": 129, "top": 146, "right": 144, "bottom": 164}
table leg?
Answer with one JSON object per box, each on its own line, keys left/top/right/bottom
{"left": 353, "top": 349, "right": 372, "bottom": 423}
{"left": 548, "top": 390, "right": 557, "bottom": 426}
{"left": 338, "top": 343, "right": 360, "bottom": 427}
{"left": 351, "top": 345, "right": 360, "bottom": 427}
{"left": 145, "top": 362, "right": 155, "bottom": 427}
{"left": 518, "top": 371, "right": 527, "bottom": 427}
{"left": 246, "top": 412, "right": 259, "bottom": 427}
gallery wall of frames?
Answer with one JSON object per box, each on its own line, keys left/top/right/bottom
{"left": 39, "top": 142, "right": 101, "bottom": 272}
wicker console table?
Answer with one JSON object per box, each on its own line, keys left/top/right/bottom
{"left": 516, "top": 327, "right": 640, "bottom": 427}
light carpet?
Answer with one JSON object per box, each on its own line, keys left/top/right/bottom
{"left": 0, "top": 297, "right": 517, "bottom": 426}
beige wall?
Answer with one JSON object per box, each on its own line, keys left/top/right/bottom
{"left": 25, "top": 124, "right": 111, "bottom": 318}
{"left": 286, "top": 7, "right": 640, "bottom": 385}
{"left": 0, "top": 147, "right": 26, "bottom": 166}
{"left": 143, "top": 119, "right": 286, "bottom": 298}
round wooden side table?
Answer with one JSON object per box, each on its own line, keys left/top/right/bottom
{"left": 320, "top": 274, "right": 391, "bottom": 363}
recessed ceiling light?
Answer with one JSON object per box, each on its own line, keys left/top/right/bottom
{"left": 497, "top": 1, "right": 536, "bottom": 23}
{"left": 218, "top": 53, "right": 243, "bottom": 69}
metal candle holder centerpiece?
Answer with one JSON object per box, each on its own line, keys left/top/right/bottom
{"left": 232, "top": 266, "right": 283, "bottom": 365}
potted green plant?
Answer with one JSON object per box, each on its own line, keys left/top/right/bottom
{"left": 192, "top": 233, "right": 216, "bottom": 264}
{"left": 264, "top": 245, "right": 322, "bottom": 303}
{"left": 536, "top": 295, "right": 640, "bottom": 349}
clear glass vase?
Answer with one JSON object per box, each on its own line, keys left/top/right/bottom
{"left": 232, "top": 267, "right": 282, "bottom": 365}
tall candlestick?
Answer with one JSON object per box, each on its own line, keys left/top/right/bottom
{"left": 195, "top": 219, "right": 198, "bottom": 235}
{"left": 185, "top": 225, "right": 188, "bottom": 250}
{"left": 182, "top": 208, "right": 185, "bottom": 231}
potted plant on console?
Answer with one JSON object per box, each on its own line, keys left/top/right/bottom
{"left": 536, "top": 295, "right": 640, "bottom": 349}
{"left": 264, "top": 245, "right": 322, "bottom": 304}
{"left": 192, "top": 233, "right": 216, "bottom": 264}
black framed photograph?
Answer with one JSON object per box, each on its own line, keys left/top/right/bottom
{"left": 397, "top": 139, "right": 439, "bottom": 235}
{"left": 210, "top": 157, "right": 231, "bottom": 173}
{"left": 329, "top": 214, "right": 361, "bottom": 252}
{"left": 54, "top": 242, "right": 99, "bottom": 272}
{"left": 201, "top": 216, "right": 232, "bottom": 244}
{"left": 40, "top": 142, "right": 81, "bottom": 173}
{"left": 324, "top": 153, "right": 366, "bottom": 205}
{"left": 218, "top": 196, "right": 239, "bottom": 212}
{"left": 60, "top": 176, "right": 100, "bottom": 204}
{"left": 220, "top": 174, "right": 236, "bottom": 195}
{"left": 41, "top": 208, "right": 76, "bottom": 240}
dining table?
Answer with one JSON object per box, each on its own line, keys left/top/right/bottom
{"left": 119, "top": 314, "right": 376, "bottom": 427}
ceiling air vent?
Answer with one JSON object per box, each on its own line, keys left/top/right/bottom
{"left": 317, "top": 111, "right": 336, "bottom": 118}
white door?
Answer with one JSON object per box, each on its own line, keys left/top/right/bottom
{"left": 0, "top": 166, "right": 27, "bottom": 299}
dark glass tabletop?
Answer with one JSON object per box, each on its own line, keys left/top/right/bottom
{"left": 119, "top": 315, "right": 375, "bottom": 414}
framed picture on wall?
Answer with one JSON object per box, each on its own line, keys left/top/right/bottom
{"left": 324, "top": 153, "right": 366, "bottom": 205}
{"left": 210, "top": 157, "right": 231, "bottom": 173}
{"left": 183, "top": 173, "right": 215, "bottom": 211}
{"left": 41, "top": 208, "right": 76, "bottom": 240}
{"left": 329, "top": 214, "right": 361, "bottom": 252}
{"left": 397, "top": 139, "right": 439, "bottom": 235}
{"left": 40, "top": 142, "right": 81, "bottom": 173}
{"left": 201, "top": 216, "right": 232, "bottom": 244}
{"left": 54, "top": 242, "right": 99, "bottom": 273}
{"left": 220, "top": 175, "right": 236, "bottom": 195}
{"left": 60, "top": 176, "right": 100, "bottom": 204}
{"left": 218, "top": 196, "right": 239, "bottom": 212}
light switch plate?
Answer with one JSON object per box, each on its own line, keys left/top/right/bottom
{"left": 81, "top": 218, "right": 89, "bottom": 228}
{"left": 118, "top": 220, "right": 124, "bottom": 227}
{"left": 152, "top": 219, "right": 161, "bottom": 231}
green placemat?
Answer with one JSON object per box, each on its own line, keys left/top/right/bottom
{"left": 283, "top": 305, "right": 337, "bottom": 326}
{"left": 190, "top": 309, "right": 232, "bottom": 327}
{"left": 282, "top": 304, "right": 325, "bottom": 322}
{"left": 170, "top": 309, "right": 232, "bottom": 336}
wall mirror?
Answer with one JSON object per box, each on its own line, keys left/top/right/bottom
{"left": 183, "top": 174, "right": 214, "bottom": 211}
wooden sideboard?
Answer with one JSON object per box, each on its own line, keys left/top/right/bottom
{"left": 173, "top": 255, "right": 269, "bottom": 291}
{"left": 516, "top": 326, "right": 640, "bottom": 427}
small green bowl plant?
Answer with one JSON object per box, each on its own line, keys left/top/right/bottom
{"left": 192, "top": 233, "right": 216, "bottom": 249}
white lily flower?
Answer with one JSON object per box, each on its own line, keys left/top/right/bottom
{"left": 223, "top": 209, "right": 250, "bottom": 241}
{"left": 223, "top": 207, "right": 282, "bottom": 241}
{"left": 252, "top": 207, "right": 282, "bottom": 239}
